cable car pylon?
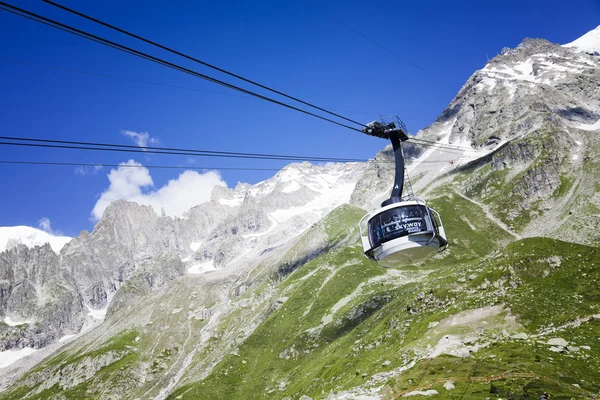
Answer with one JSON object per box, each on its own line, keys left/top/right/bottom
{"left": 359, "top": 116, "right": 448, "bottom": 267}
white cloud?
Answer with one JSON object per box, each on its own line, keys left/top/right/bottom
{"left": 37, "top": 217, "right": 64, "bottom": 236}
{"left": 122, "top": 130, "right": 160, "bottom": 149}
{"left": 75, "top": 165, "right": 103, "bottom": 176}
{"left": 321, "top": 162, "right": 340, "bottom": 167}
{"left": 37, "top": 217, "right": 53, "bottom": 234}
{"left": 91, "top": 160, "right": 226, "bottom": 221}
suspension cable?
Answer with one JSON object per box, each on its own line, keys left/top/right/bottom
{"left": 43, "top": 0, "right": 366, "bottom": 128}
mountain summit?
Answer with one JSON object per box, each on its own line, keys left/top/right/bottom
{"left": 0, "top": 226, "right": 71, "bottom": 254}
{"left": 563, "top": 24, "right": 600, "bottom": 55}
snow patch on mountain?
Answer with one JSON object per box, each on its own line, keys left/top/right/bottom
{"left": 188, "top": 261, "right": 217, "bottom": 275}
{"left": 218, "top": 198, "right": 243, "bottom": 207}
{"left": 3, "top": 317, "right": 32, "bottom": 327}
{"left": 281, "top": 180, "right": 302, "bottom": 193}
{"left": 58, "top": 334, "right": 78, "bottom": 343}
{"left": 0, "top": 226, "right": 71, "bottom": 254}
{"left": 480, "top": 53, "right": 593, "bottom": 86}
{"left": 269, "top": 180, "right": 357, "bottom": 223}
{"left": 0, "top": 347, "right": 38, "bottom": 369}
{"left": 564, "top": 25, "right": 600, "bottom": 55}
{"left": 403, "top": 390, "right": 439, "bottom": 397}
{"left": 573, "top": 118, "right": 600, "bottom": 131}
{"left": 189, "top": 241, "right": 203, "bottom": 252}
{"left": 86, "top": 305, "right": 108, "bottom": 320}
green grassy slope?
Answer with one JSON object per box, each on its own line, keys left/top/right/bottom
{"left": 3, "top": 195, "right": 599, "bottom": 400}
{"left": 166, "top": 194, "right": 597, "bottom": 400}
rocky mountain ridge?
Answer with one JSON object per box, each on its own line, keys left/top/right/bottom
{"left": 402, "top": 33, "right": 600, "bottom": 245}
{"left": 0, "top": 161, "right": 365, "bottom": 354}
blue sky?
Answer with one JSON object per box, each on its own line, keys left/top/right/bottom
{"left": 1, "top": 0, "right": 599, "bottom": 236}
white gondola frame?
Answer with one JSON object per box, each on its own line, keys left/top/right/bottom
{"left": 359, "top": 198, "right": 447, "bottom": 267}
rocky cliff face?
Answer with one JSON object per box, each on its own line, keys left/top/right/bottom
{"left": 398, "top": 35, "right": 600, "bottom": 243}
{"left": 0, "top": 244, "right": 83, "bottom": 350}
{"left": 422, "top": 38, "right": 599, "bottom": 147}
{"left": 0, "top": 162, "right": 366, "bottom": 353}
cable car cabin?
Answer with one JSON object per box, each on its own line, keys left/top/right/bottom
{"left": 359, "top": 199, "right": 448, "bottom": 267}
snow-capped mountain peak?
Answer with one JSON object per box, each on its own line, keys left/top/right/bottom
{"left": 212, "top": 162, "right": 364, "bottom": 208}
{"left": 0, "top": 226, "right": 71, "bottom": 254}
{"left": 563, "top": 24, "right": 600, "bottom": 55}
{"left": 189, "top": 161, "right": 367, "bottom": 271}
